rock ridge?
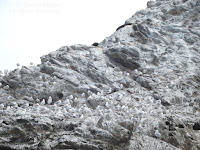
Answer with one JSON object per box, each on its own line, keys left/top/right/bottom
{"left": 0, "top": 0, "right": 200, "bottom": 149}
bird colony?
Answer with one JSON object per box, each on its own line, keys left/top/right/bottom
{"left": 0, "top": 0, "right": 200, "bottom": 149}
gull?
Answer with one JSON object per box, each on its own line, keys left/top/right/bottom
{"left": 91, "top": 93, "right": 96, "bottom": 98}
{"left": 132, "top": 69, "right": 139, "bottom": 77}
{"left": 39, "top": 106, "right": 48, "bottom": 113}
{"left": 131, "top": 117, "right": 137, "bottom": 122}
{"left": 100, "top": 90, "right": 104, "bottom": 95}
{"left": 105, "top": 87, "right": 112, "bottom": 94}
{"left": 87, "top": 90, "right": 93, "bottom": 96}
{"left": 36, "top": 98, "right": 40, "bottom": 103}
{"left": 155, "top": 130, "right": 161, "bottom": 139}
{"left": 37, "top": 76, "right": 42, "bottom": 80}
{"left": 114, "top": 104, "right": 121, "bottom": 110}
{"left": 21, "top": 103, "right": 29, "bottom": 108}
{"left": 116, "top": 93, "right": 123, "bottom": 101}
{"left": 63, "top": 99, "right": 70, "bottom": 105}
{"left": 54, "top": 100, "right": 61, "bottom": 105}
{"left": 146, "top": 97, "right": 153, "bottom": 104}
{"left": 65, "top": 63, "right": 70, "bottom": 68}
{"left": 11, "top": 102, "right": 18, "bottom": 107}
{"left": 124, "top": 72, "right": 130, "bottom": 77}
{"left": 120, "top": 84, "right": 123, "bottom": 89}
{"left": 97, "top": 92, "right": 102, "bottom": 96}
{"left": 156, "top": 100, "right": 161, "bottom": 106}
{"left": 30, "top": 97, "right": 34, "bottom": 101}
{"left": 98, "top": 95, "right": 105, "bottom": 101}
{"left": 3, "top": 85, "right": 9, "bottom": 90}
{"left": 0, "top": 82, "right": 2, "bottom": 87}
{"left": 138, "top": 111, "right": 144, "bottom": 118}
{"left": 80, "top": 114, "right": 84, "bottom": 119}
{"left": 8, "top": 96, "right": 14, "bottom": 100}
{"left": 87, "top": 95, "right": 92, "bottom": 100}
{"left": 105, "top": 102, "right": 110, "bottom": 108}
{"left": 0, "top": 104, "right": 4, "bottom": 109}
{"left": 67, "top": 95, "right": 73, "bottom": 100}
{"left": 47, "top": 96, "right": 52, "bottom": 104}
{"left": 81, "top": 93, "right": 85, "bottom": 98}
{"left": 40, "top": 99, "right": 45, "bottom": 105}
{"left": 142, "top": 61, "right": 146, "bottom": 67}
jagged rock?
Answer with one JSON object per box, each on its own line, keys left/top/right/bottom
{"left": 0, "top": 0, "right": 200, "bottom": 149}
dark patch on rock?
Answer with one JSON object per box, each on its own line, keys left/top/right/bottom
{"left": 193, "top": 122, "right": 200, "bottom": 130}
{"left": 116, "top": 23, "right": 132, "bottom": 31}
{"left": 55, "top": 91, "right": 64, "bottom": 99}
{"left": 16, "top": 119, "right": 29, "bottom": 124}
{"left": 178, "top": 124, "right": 184, "bottom": 128}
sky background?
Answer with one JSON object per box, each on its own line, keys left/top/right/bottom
{"left": 0, "top": 0, "right": 149, "bottom": 71}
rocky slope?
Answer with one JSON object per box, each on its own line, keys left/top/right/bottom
{"left": 0, "top": 0, "right": 200, "bottom": 149}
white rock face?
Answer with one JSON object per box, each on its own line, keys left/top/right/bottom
{"left": 0, "top": 0, "right": 200, "bottom": 149}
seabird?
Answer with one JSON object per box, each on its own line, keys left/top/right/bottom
{"left": 155, "top": 130, "right": 161, "bottom": 138}
{"left": 47, "top": 96, "right": 52, "bottom": 104}
{"left": 40, "top": 99, "right": 45, "bottom": 105}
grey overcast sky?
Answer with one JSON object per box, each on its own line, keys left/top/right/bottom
{"left": 0, "top": 0, "right": 149, "bottom": 71}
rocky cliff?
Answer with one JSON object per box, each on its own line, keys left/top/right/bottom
{"left": 0, "top": 0, "right": 200, "bottom": 149}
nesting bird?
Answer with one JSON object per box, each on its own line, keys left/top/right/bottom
{"left": 7, "top": 96, "right": 14, "bottom": 100}
{"left": 81, "top": 93, "right": 85, "bottom": 98}
{"left": 156, "top": 100, "right": 162, "bottom": 106}
{"left": 116, "top": 93, "right": 123, "bottom": 101}
{"left": 3, "top": 85, "right": 9, "bottom": 90}
{"left": 0, "top": 103, "right": 4, "bottom": 109}
{"left": 87, "top": 90, "right": 93, "bottom": 96}
{"left": 54, "top": 100, "right": 61, "bottom": 105}
{"left": 40, "top": 99, "right": 45, "bottom": 105}
{"left": 155, "top": 130, "right": 161, "bottom": 139}
{"left": 36, "top": 98, "right": 40, "bottom": 103}
{"left": 132, "top": 69, "right": 142, "bottom": 77}
{"left": 105, "top": 87, "right": 112, "bottom": 94}
{"left": 67, "top": 95, "right": 73, "bottom": 100}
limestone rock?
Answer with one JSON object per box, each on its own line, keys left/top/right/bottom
{"left": 0, "top": 0, "right": 200, "bottom": 149}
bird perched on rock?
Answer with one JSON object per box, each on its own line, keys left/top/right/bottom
{"left": 116, "top": 93, "right": 123, "bottom": 101}
{"left": 81, "top": 93, "right": 85, "bottom": 98}
{"left": 120, "top": 84, "right": 123, "bottom": 89}
{"left": 47, "top": 96, "right": 52, "bottom": 104}
{"left": 36, "top": 98, "right": 40, "bottom": 103}
{"left": 3, "top": 85, "right": 9, "bottom": 90}
{"left": 155, "top": 130, "right": 161, "bottom": 139}
{"left": 7, "top": 96, "right": 14, "bottom": 100}
{"left": 0, "top": 104, "right": 4, "bottom": 109}
{"left": 40, "top": 99, "right": 45, "bottom": 105}
{"left": 87, "top": 90, "right": 93, "bottom": 96}
{"left": 54, "top": 100, "right": 61, "bottom": 105}
{"left": 66, "top": 95, "right": 73, "bottom": 100}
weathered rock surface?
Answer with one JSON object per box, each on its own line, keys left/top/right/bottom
{"left": 0, "top": 0, "right": 200, "bottom": 149}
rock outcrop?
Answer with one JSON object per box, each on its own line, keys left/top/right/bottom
{"left": 0, "top": 0, "right": 200, "bottom": 149}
